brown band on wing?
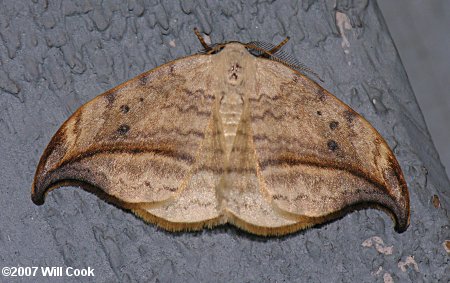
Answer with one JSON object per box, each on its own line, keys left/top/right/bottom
{"left": 259, "top": 155, "right": 388, "bottom": 194}
{"left": 32, "top": 146, "right": 195, "bottom": 204}
{"left": 248, "top": 58, "right": 410, "bottom": 233}
{"left": 57, "top": 145, "right": 195, "bottom": 170}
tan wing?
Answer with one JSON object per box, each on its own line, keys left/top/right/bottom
{"left": 32, "top": 55, "right": 222, "bottom": 225}
{"left": 249, "top": 59, "right": 410, "bottom": 232}
{"left": 132, "top": 107, "right": 226, "bottom": 230}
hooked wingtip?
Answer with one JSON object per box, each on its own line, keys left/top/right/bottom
{"left": 31, "top": 155, "right": 51, "bottom": 206}
{"left": 31, "top": 186, "right": 45, "bottom": 205}
{"left": 394, "top": 216, "right": 409, "bottom": 233}
{"left": 31, "top": 121, "right": 70, "bottom": 206}
{"left": 394, "top": 204, "right": 410, "bottom": 233}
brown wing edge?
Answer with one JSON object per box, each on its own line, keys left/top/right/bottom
{"left": 315, "top": 85, "right": 411, "bottom": 233}
{"left": 30, "top": 79, "right": 138, "bottom": 206}
{"left": 303, "top": 65, "right": 409, "bottom": 233}
{"left": 310, "top": 74, "right": 409, "bottom": 233}
{"left": 380, "top": 149, "right": 410, "bottom": 233}
{"left": 258, "top": 127, "right": 411, "bottom": 234}
{"left": 31, "top": 53, "right": 205, "bottom": 206}
{"left": 32, "top": 122, "right": 69, "bottom": 205}
{"left": 252, "top": 58, "right": 410, "bottom": 234}
{"left": 34, "top": 178, "right": 225, "bottom": 232}
{"left": 32, "top": 168, "right": 409, "bottom": 236}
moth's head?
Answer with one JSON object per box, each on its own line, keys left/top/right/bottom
{"left": 193, "top": 28, "right": 323, "bottom": 82}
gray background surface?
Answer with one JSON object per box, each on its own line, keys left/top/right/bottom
{"left": 378, "top": 0, "right": 450, "bottom": 184}
{"left": 0, "top": 0, "right": 448, "bottom": 282}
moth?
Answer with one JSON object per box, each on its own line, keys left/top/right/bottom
{"left": 32, "top": 29, "right": 410, "bottom": 236}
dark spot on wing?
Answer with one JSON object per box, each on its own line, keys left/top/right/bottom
{"left": 329, "top": 121, "right": 339, "bottom": 130}
{"left": 272, "top": 194, "right": 288, "bottom": 201}
{"left": 317, "top": 88, "right": 326, "bottom": 101}
{"left": 105, "top": 92, "right": 115, "bottom": 106}
{"left": 184, "top": 89, "right": 194, "bottom": 96}
{"left": 343, "top": 110, "right": 356, "bottom": 123}
{"left": 120, "top": 105, "right": 129, "bottom": 113}
{"left": 316, "top": 111, "right": 322, "bottom": 116}
{"left": 139, "top": 76, "right": 148, "bottom": 85}
{"left": 163, "top": 186, "right": 177, "bottom": 192}
{"left": 139, "top": 97, "right": 144, "bottom": 102}
{"left": 117, "top": 124, "right": 130, "bottom": 135}
{"left": 327, "top": 140, "right": 338, "bottom": 151}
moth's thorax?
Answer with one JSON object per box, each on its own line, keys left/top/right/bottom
{"left": 213, "top": 43, "right": 256, "bottom": 158}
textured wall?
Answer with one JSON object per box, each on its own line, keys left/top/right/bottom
{"left": 378, "top": 0, "right": 450, "bottom": 183}
{"left": 0, "top": 0, "right": 448, "bottom": 282}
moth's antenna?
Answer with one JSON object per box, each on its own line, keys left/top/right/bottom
{"left": 194, "top": 28, "right": 211, "bottom": 52}
{"left": 269, "top": 37, "right": 290, "bottom": 54}
{"left": 245, "top": 42, "right": 324, "bottom": 82}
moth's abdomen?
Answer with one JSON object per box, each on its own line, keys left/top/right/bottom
{"left": 214, "top": 43, "right": 256, "bottom": 159}
{"left": 219, "top": 91, "right": 244, "bottom": 158}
